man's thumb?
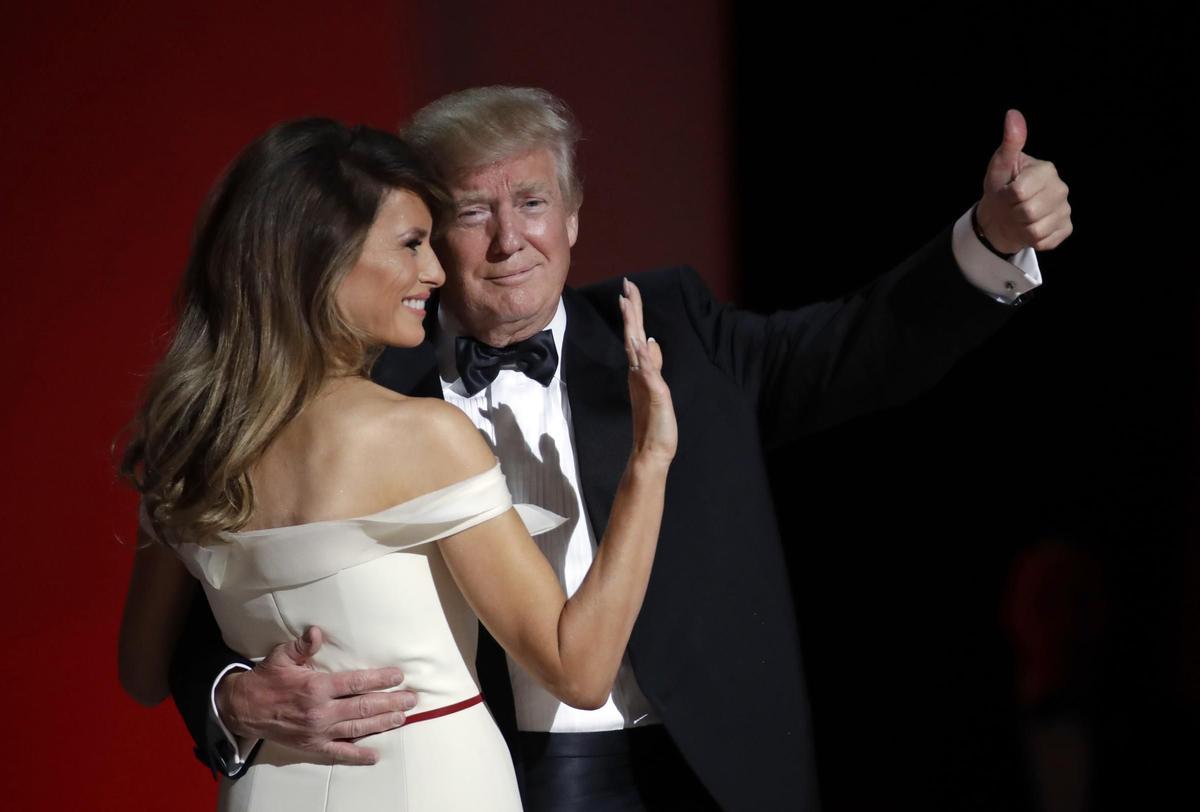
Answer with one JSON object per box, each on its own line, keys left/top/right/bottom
{"left": 989, "top": 109, "right": 1028, "bottom": 185}
{"left": 288, "top": 626, "right": 323, "bottom": 662}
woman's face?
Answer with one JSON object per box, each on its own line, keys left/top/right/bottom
{"left": 336, "top": 188, "right": 444, "bottom": 348}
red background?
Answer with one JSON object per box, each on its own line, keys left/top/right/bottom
{"left": 0, "top": 2, "right": 730, "bottom": 808}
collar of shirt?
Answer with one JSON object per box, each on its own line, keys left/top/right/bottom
{"left": 435, "top": 299, "right": 568, "bottom": 397}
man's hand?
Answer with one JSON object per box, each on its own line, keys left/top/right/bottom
{"left": 216, "top": 626, "right": 417, "bottom": 766}
{"left": 976, "top": 109, "right": 1073, "bottom": 254}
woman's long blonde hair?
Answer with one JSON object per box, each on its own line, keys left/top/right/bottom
{"left": 121, "top": 119, "right": 439, "bottom": 538}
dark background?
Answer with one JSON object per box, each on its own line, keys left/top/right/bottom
{"left": 735, "top": 5, "right": 1195, "bottom": 810}
{"left": 1, "top": 2, "right": 1191, "bottom": 809}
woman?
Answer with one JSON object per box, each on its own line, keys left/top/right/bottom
{"left": 117, "top": 119, "right": 675, "bottom": 810}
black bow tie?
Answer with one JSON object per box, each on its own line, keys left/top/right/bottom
{"left": 455, "top": 330, "right": 558, "bottom": 396}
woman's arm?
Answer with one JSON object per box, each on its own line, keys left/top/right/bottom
{"left": 440, "top": 461, "right": 668, "bottom": 709}
{"left": 439, "top": 279, "right": 676, "bottom": 709}
{"left": 118, "top": 526, "right": 196, "bottom": 706}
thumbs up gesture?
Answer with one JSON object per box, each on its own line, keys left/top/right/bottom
{"left": 974, "top": 110, "right": 1072, "bottom": 254}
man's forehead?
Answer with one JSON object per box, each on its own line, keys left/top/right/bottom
{"left": 450, "top": 149, "right": 559, "bottom": 198}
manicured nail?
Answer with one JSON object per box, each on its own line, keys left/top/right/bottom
{"left": 648, "top": 337, "right": 657, "bottom": 344}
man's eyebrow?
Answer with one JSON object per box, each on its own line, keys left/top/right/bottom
{"left": 512, "top": 180, "right": 551, "bottom": 196}
{"left": 452, "top": 192, "right": 491, "bottom": 207}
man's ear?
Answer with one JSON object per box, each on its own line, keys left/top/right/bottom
{"left": 567, "top": 207, "right": 579, "bottom": 247}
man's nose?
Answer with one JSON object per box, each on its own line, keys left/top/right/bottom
{"left": 489, "top": 206, "right": 524, "bottom": 258}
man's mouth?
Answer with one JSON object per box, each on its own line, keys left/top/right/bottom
{"left": 489, "top": 265, "right": 537, "bottom": 285}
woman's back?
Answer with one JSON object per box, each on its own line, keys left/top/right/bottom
{"left": 176, "top": 381, "right": 532, "bottom": 811}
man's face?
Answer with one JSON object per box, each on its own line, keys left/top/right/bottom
{"left": 437, "top": 148, "right": 579, "bottom": 346}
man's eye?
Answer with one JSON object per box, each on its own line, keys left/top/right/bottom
{"left": 457, "top": 208, "right": 487, "bottom": 222}
{"left": 522, "top": 199, "right": 546, "bottom": 210}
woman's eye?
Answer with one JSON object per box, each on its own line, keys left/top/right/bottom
{"left": 405, "top": 239, "right": 423, "bottom": 252}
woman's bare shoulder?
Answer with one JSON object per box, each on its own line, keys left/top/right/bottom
{"left": 328, "top": 383, "right": 496, "bottom": 499}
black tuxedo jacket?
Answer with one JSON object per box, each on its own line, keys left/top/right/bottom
{"left": 170, "top": 227, "right": 1015, "bottom": 810}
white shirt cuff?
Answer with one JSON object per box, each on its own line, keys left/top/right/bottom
{"left": 951, "top": 207, "right": 1042, "bottom": 304}
{"left": 211, "top": 662, "right": 255, "bottom": 776}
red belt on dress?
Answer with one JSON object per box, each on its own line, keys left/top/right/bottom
{"left": 404, "top": 693, "right": 484, "bottom": 726}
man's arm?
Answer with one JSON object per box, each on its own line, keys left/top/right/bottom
{"left": 678, "top": 226, "right": 1013, "bottom": 450}
{"left": 169, "top": 591, "right": 420, "bottom": 774}
{"left": 682, "top": 109, "right": 1070, "bottom": 448}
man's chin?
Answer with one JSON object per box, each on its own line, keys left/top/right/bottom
{"left": 463, "top": 306, "right": 556, "bottom": 346}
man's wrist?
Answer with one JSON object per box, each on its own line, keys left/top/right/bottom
{"left": 214, "top": 663, "right": 252, "bottom": 737}
{"left": 971, "top": 203, "right": 1017, "bottom": 260}
{"left": 209, "top": 662, "right": 253, "bottom": 776}
{"left": 952, "top": 206, "right": 1042, "bottom": 305}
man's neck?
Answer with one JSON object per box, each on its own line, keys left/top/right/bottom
{"left": 444, "top": 308, "right": 556, "bottom": 349}
{"left": 477, "top": 323, "right": 546, "bottom": 347}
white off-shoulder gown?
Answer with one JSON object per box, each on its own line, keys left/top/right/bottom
{"left": 168, "top": 464, "right": 561, "bottom": 811}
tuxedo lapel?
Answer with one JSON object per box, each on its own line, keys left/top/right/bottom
{"left": 562, "top": 285, "right": 631, "bottom": 543}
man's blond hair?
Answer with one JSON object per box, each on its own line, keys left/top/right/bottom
{"left": 403, "top": 86, "right": 583, "bottom": 212}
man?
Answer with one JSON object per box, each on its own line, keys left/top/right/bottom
{"left": 170, "top": 87, "right": 1070, "bottom": 809}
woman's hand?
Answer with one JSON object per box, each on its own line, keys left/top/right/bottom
{"left": 620, "top": 278, "right": 676, "bottom": 468}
